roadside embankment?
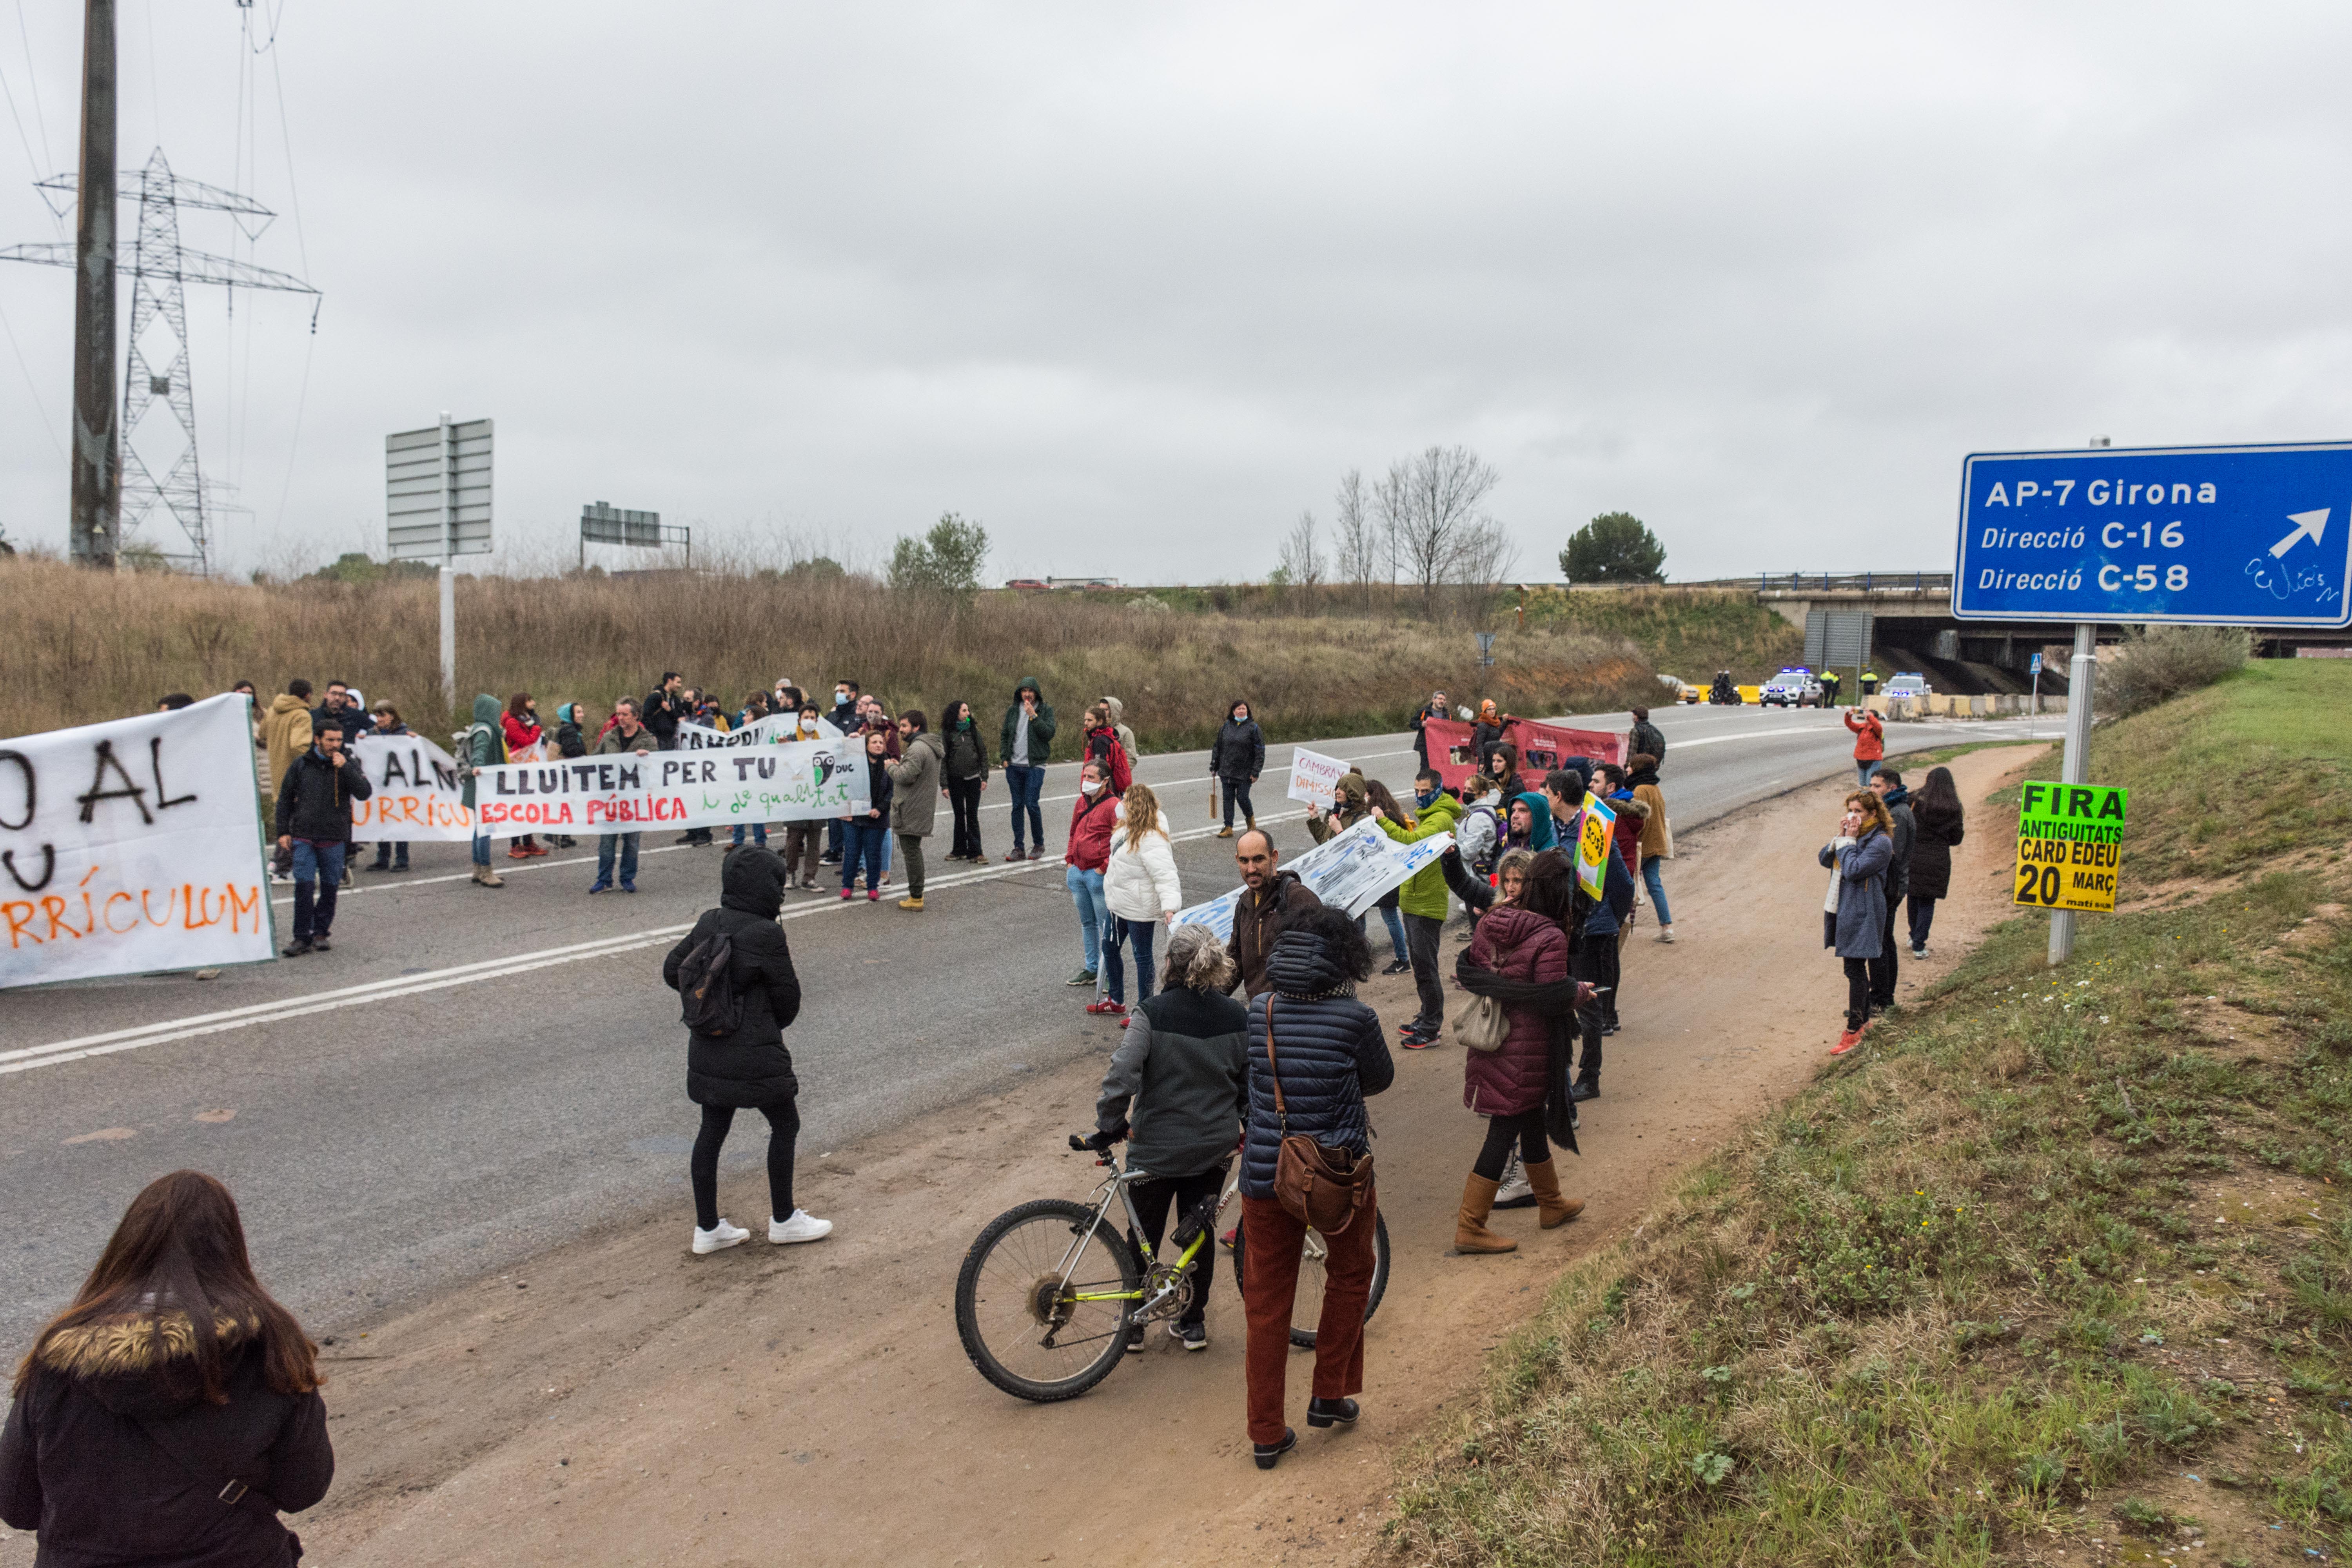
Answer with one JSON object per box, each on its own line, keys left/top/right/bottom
{"left": 1387, "top": 660, "right": 2352, "bottom": 1567}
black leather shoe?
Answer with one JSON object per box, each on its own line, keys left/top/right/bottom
{"left": 280, "top": 938, "right": 312, "bottom": 957}
{"left": 1570, "top": 1080, "right": 1599, "bottom": 1102}
{"left": 1307, "top": 1397, "right": 1359, "bottom": 1428}
{"left": 1253, "top": 1428, "right": 1296, "bottom": 1469}
{"left": 311, "top": 936, "right": 331, "bottom": 952}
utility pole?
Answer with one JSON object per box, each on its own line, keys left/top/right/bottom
{"left": 2044, "top": 620, "right": 2096, "bottom": 965}
{"left": 68, "top": 0, "right": 117, "bottom": 568}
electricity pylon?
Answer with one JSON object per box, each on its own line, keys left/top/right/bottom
{"left": 2, "top": 148, "right": 319, "bottom": 573}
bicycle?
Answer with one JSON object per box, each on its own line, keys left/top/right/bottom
{"left": 953, "top": 1134, "right": 1390, "bottom": 1403}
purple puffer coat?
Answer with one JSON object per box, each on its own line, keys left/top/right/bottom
{"left": 1461, "top": 906, "right": 1567, "bottom": 1117}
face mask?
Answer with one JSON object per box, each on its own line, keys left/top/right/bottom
{"left": 835, "top": 690, "right": 849, "bottom": 704}
{"left": 1414, "top": 788, "right": 1436, "bottom": 808}
{"left": 1080, "top": 779, "right": 1103, "bottom": 797}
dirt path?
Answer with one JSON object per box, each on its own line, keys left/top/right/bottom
{"left": 251, "top": 747, "right": 2048, "bottom": 1568}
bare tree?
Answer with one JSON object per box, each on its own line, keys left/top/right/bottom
{"left": 1451, "top": 518, "right": 1519, "bottom": 592}
{"left": 1329, "top": 468, "right": 1377, "bottom": 603}
{"left": 1373, "top": 445, "right": 1501, "bottom": 606}
{"left": 1278, "top": 508, "right": 1325, "bottom": 596}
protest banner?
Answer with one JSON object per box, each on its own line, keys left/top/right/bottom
{"left": 2012, "top": 780, "right": 2128, "bottom": 913}
{"left": 0, "top": 693, "right": 273, "bottom": 988}
{"left": 1416, "top": 716, "right": 1622, "bottom": 792}
{"left": 472, "top": 736, "right": 868, "bottom": 837}
{"left": 1572, "top": 791, "right": 1617, "bottom": 900}
{"left": 1286, "top": 747, "right": 1350, "bottom": 809}
{"left": 1172, "top": 817, "right": 1453, "bottom": 938}
{"left": 349, "top": 732, "right": 475, "bottom": 842}
{"left": 676, "top": 715, "right": 846, "bottom": 750}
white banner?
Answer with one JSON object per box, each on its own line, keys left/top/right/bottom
{"left": 473, "top": 737, "right": 868, "bottom": 836}
{"left": 675, "top": 715, "right": 844, "bottom": 750}
{"left": 349, "top": 733, "right": 475, "bottom": 841}
{"left": 0, "top": 693, "right": 274, "bottom": 988}
{"left": 1286, "top": 747, "right": 1350, "bottom": 808}
{"left": 1172, "top": 816, "right": 1453, "bottom": 939}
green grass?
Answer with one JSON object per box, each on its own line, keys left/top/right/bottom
{"left": 1518, "top": 586, "right": 1807, "bottom": 685}
{"left": 1385, "top": 661, "right": 2352, "bottom": 1567}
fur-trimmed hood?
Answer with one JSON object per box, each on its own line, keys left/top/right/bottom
{"left": 36, "top": 1309, "right": 258, "bottom": 1416}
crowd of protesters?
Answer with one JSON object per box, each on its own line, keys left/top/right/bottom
{"left": 36, "top": 671, "right": 1992, "bottom": 1518}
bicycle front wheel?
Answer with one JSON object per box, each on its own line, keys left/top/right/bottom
{"left": 955, "top": 1198, "right": 1140, "bottom": 1403}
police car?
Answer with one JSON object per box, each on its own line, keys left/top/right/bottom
{"left": 1883, "top": 673, "right": 1933, "bottom": 701}
{"left": 1759, "top": 667, "right": 1824, "bottom": 708}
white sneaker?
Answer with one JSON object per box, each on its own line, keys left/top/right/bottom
{"left": 1494, "top": 1152, "right": 1535, "bottom": 1209}
{"left": 692, "top": 1219, "right": 751, "bottom": 1255}
{"left": 768, "top": 1210, "right": 833, "bottom": 1245}
{"left": 1656, "top": 926, "right": 1677, "bottom": 944}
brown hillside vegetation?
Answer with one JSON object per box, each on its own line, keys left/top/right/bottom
{"left": 0, "top": 559, "right": 1661, "bottom": 748}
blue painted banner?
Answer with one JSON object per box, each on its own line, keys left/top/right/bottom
{"left": 1952, "top": 442, "right": 2352, "bottom": 627}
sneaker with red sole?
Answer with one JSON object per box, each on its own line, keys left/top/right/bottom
{"left": 1400, "top": 1029, "right": 1440, "bottom": 1050}
{"left": 1831, "top": 1022, "right": 1867, "bottom": 1056}
{"left": 1085, "top": 998, "right": 1127, "bottom": 1016}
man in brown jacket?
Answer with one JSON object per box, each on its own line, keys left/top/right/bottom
{"left": 1226, "top": 829, "right": 1322, "bottom": 999}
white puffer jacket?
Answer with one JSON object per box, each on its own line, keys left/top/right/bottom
{"left": 1104, "top": 813, "right": 1182, "bottom": 922}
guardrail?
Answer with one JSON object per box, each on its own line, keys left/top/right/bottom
{"left": 1751, "top": 572, "right": 1955, "bottom": 595}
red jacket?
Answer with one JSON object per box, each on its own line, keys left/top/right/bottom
{"left": 501, "top": 712, "right": 543, "bottom": 753}
{"left": 1460, "top": 906, "right": 1566, "bottom": 1117}
{"left": 1065, "top": 790, "right": 1117, "bottom": 872}
{"left": 1845, "top": 710, "right": 1884, "bottom": 762}
{"left": 1084, "top": 726, "right": 1131, "bottom": 794}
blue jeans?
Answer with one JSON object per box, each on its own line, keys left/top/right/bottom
{"left": 731, "top": 822, "right": 768, "bottom": 847}
{"left": 289, "top": 838, "right": 344, "bottom": 941}
{"left": 1067, "top": 864, "right": 1111, "bottom": 983}
{"left": 1111, "top": 915, "right": 1158, "bottom": 1005}
{"left": 1857, "top": 759, "right": 1880, "bottom": 788}
{"left": 1359, "top": 906, "right": 1407, "bottom": 963}
{"left": 596, "top": 833, "right": 640, "bottom": 887}
{"left": 1641, "top": 854, "right": 1673, "bottom": 926}
{"left": 471, "top": 832, "right": 492, "bottom": 867}
{"left": 1006, "top": 766, "right": 1045, "bottom": 851}
{"left": 842, "top": 818, "right": 889, "bottom": 891}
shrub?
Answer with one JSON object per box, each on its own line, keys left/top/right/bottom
{"left": 2100, "top": 625, "right": 2250, "bottom": 717}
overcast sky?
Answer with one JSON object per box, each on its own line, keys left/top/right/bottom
{"left": 0, "top": 2, "right": 2347, "bottom": 584}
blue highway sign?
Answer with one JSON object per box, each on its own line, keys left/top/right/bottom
{"left": 1953, "top": 441, "right": 2352, "bottom": 627}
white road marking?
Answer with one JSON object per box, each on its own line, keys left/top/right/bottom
{"left": 12, "top": 810, "right": 1308, "bottom": 1078}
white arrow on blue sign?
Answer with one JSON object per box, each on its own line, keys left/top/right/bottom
{"left": 1952, "top": 441, "right": 2352, "bottom": 628}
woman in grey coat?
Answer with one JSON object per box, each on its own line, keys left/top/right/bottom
{"left": 1820, "top": 789, "right": 1895, "bottom": 1055}
{"left": 1091, "top": 924, "right": 1249, "bottom": 1352}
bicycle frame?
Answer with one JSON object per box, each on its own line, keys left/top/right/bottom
{"left": 1056, "top": 1153, "right": 1210, "bottom": 1317}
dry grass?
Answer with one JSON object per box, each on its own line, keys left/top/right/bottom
{"left": 0, "top": 559, "right": 1661, "bottom": 748}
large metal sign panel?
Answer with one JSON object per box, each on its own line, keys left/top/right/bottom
{"left": 580, "top": 501, "right": 662, "bottom": 548}
{"left": 387, "top": 419, "right": 494, "bottom": 561}
{"left": 1953, "top": 441, "right": 2352, "bottom": 627}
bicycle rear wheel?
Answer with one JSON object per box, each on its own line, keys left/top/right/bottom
{"left": 955, "top": 1198, "right": 1140, "bottom": 1403}
{"left": 1230, "top": 1207, "right": 1391, "bottom": 1350}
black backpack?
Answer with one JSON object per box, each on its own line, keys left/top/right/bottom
{"left": 677, "top": 927, "right": 745, "bottom": 1038}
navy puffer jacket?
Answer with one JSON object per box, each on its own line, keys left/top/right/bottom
{"left": 1239, "top": 930, "right": 1395, "bottom": 1199}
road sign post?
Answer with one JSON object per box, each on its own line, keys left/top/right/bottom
{"left": 387, "top": 415, "right": 493, "bottom": 713}
{"left": 1954, "top": 440, "right": 2352, "bottom": 964}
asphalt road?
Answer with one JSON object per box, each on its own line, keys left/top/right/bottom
{"left": 0, "top": 703, "right": 2045, "bottom": 1345}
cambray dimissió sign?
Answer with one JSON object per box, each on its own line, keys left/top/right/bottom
{"left": 1953, "top": 441, "right": 2352, "bottom": 628}
{"left": 471, "top": 739, "right": 868, "bottom": 837}
{"left": 1285, "top": 748, "right": 1349, "bottom": 809}
{"left": 2012, "top": 781, "right": 2129, "bottom": 914}
{"left": 0, "top": 694, "right": 274, "bottom": 988}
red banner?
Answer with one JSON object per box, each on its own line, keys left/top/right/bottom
{"left": 1419, "top": 716, "right": 1623, "bottom": 791}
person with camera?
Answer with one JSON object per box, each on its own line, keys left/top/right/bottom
{"left": 1000, "top": 677, "right": 1056, "bottom": 860}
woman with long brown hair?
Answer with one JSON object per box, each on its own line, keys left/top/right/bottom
{"left": 1102, "top": 782, "right": 1182, "bottom": 1016}
{"left": 501, "top": 691, "right": 546, "bottom": 859}
{"left": 1, "top": 1171, "right": 333, "bottom": 1563}
{"left": 1821, "top": 789, "right": 1896, "bottom": 1055}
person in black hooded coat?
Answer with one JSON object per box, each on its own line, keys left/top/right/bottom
{"left": 662, "top": 846, "right": 833, "bottom": 1254}
{"left": 1235, "top": 907, "right": 1394, "bottom": 1469}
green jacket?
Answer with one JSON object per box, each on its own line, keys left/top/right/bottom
{"left": 999, "top": 677, "right": 1056, "bottom": 768}
{"left": 1375, "top": 791, "right": 1461, "bottom": 920}
{"left": 458, "top": 693, "right": 505, "bottom": 809}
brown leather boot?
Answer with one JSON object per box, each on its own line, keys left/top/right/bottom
{"left": 1454, "top": 1174, "right": 1517, "bottom": 1253}
{"left": 1522, "top": 1158, "right": 1584, "bottom": 1229}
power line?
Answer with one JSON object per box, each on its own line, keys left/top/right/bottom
{"left": 0, "top": 289, "right": 63, "bottom": 458}
{"left": 13, "top": 0, "right": 49, "bottom": 172}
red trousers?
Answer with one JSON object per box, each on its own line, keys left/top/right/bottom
{"left": 1240, "top": 1188, "right": 1379, "bottom": 1446}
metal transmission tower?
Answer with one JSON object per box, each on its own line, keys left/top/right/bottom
{"left": 2, "top": 148, "right": 318, "bottom": 572}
